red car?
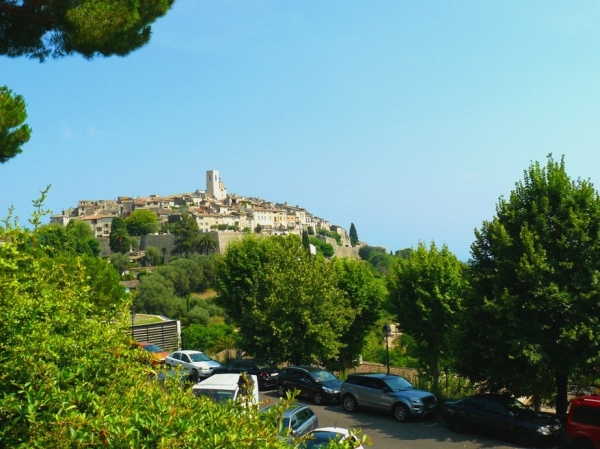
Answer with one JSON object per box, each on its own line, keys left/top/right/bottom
{"left": 131, "top": 342, "right": 169, "bottom": 366}
{"left": 566, "top": 395, "right": 600, "bottom": 449}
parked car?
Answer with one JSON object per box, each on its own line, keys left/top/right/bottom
{"left": 131, "top": 342, "right": 169, "bottom": 366}
{"left": 276, "top": 366, "right": 342, "bottom": 404}
{"left": 165, "top": 350, "right": 221, "bottom": 379}
{"left": 212, "top": 359, "right": 279, "bottom": 390}
{"left": 442, "top": 393, "right": 562, "bottom": 447}
{"left": 192, "top": 373, "right": 259, "bottom": 405}
{"left": 261, "top": 403, "right": 319, "bottom": 441}
{"left": 301, "top": 427, "right": 364, "bottom": 449}
{"left": 341, "top": 373, "right": 437, "bottom": 422}
{"left": 565, "top": 395, "right": 600, "bottom": 449}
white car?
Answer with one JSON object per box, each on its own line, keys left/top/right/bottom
{"left": 165, "top": 350, "right": 221, "bottom": 379}
{"left": 302, "top": 427, "right": 364, "bottom": 448}
{"left": 192, "top": 373, "right": 259, "bottom": 405}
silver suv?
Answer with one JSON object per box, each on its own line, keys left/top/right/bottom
{"left": 341, "top": 373, "right": 437, "bottom": 422}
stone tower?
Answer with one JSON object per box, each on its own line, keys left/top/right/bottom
{"left": 206, "top": 170, "right": 227, "bottom": 200}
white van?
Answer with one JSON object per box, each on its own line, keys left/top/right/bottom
{"left": 192, "top": 373, "right": 259, "bottom": 405}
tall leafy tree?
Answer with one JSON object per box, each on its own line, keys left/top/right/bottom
{"left": 326, "top": 258, "right": 385, "bottom": 372}
{"left": 302, "top": 229, "right": 310, "bottom": 250}
{"left": 0, "top": 86, "right": 31, "bottom": 163}
{"left": 349, "top": 223, "right": 359, "bottom": 247}
{"left": 143, "top": 246, "right": 161, "bottom": 266}
{"left": 109, "top": 216, "right": 135, "bottom": 254}
{"left": 125, "top": 209, "right": 158, "bottom": 236}
{"left": 387, "top": 242, "right": 467, "bottom": 393}
{"left": 459, "top": 155, "right": 600, "bottom": 415}
{"left": 171, "top": 212, "right": 200, "bottom": 257}
{"left": 217, "top": 235, "right": 353, "bottom": 365}
{"left": 65, "top": 220, "right": 100, "bottom": 256}
{"left": 0, "top": 1, "right": 174, "bottom": 163}
{"left": 197, "top": 232, "right": 219, "bottom": 255}
{"left": 0, "top": 0, "right": 174, "bottom": 60}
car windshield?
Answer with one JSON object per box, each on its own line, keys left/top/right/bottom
{"left": 309, "top": 370, "right": 337, "bottom": 383}
{"left": 142, "top": 345, "right": 163, "bottom": 353}
{"left": 383, "top": 376, "right": 414, "bottom": 391}
{"left": 193, "top": 389, "right": 235, "bottom": 403}
{"left": 189, "top": 352, "right": 211, "bottom": 362}
{"left": 498, "top": 397, "right": 535, "bottom": 418}
{"left": 278, "top": 418, "right": 291, "bottom": 436}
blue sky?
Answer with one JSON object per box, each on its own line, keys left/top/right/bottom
{"left": 2, "top": 1, "right": 600, "bottom": 261}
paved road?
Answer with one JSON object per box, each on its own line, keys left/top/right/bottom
{"left": 259, "top": 390, "right": 564, "bottom": 449}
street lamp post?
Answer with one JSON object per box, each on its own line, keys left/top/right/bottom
{"left": 382, "top": 324, "right": 391, "bottom": 375}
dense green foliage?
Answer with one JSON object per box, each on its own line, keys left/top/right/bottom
{"left": 216, "top": 235, "right": 384, "bottom": 367}
{"left": 126, "top": 209, "right": 159, "bottom": 236}
{"left": 36, "top": 221, "right": 100, "bottom": 257}
{"left": 457, "top": 155, "right": 600, "bottom": 414}
{"left": 183, "top": 323, "right": 241, "bottom": 355}
{"left": 349, "top": 222, "right": 359, "bottom": 247}
{"left": 317, "top": 228, "right": 342, "bottom": 246}
{"left": 171, "top": 213, "right": 200, "bottom": 255}
{"left": 358, "top": 245, "right": 394, "bottom": 276}
{"left": 0, "top": 0, "right": 174, "bottom": 60}
{"left": 134, "top": 255, "right": 220, "bottom": 323}
{"left": 109, "top": 216, "right": 136, "bottom": 254}
{"left": 0, "top": 205, "right": 357, "bottom": 447}
{"left": 309, "top": 236, "right": 334, "bottom": 257}
{"left": 387, "top": 242, "right": 467, "bottom": 393}
{"left": 0, "top": 85, "right": 31, "bottom": 163}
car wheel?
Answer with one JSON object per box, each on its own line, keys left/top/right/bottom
{"left": 573, "top": 438, "right": 595, "bottom": 449}
{"left": 450, "top": 416, "right": 467, "bottom": 433}
{"left": 313, "top": 392, "right": 323, "bottom": 405}
{"left": 342, "top": 395, "right": 357, "bottom": 412}
{"left": 277, "top": 385, "right": 286, "bottom": 397}
{"left": 393, "top": 404, "right": 410, "bottom": 422}
{"left": 513, "top": 428, "right": 534, "bottom": 447}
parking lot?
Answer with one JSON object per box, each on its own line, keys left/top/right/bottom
{"left": 258, "top": 390, "right": 565, "bottom": 449}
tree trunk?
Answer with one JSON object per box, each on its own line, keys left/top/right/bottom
{"left": 432, "top": 356, "right": 440, "bottom": 395}
{"left": 555, "top": 371, "right": 568, "bottom": 418}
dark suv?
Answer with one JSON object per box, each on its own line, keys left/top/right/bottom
{"left": 341, "top": 373, "right": 437, "bottom": 422}
{"left": 276, "top": 366, "right": 342, "bottom": 404}
{"left": 566, "top": 395, "right": 600, "bottom": 449}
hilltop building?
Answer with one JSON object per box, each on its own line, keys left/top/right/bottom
{"left": 49, "top": 170, "right": 361, "bottom": 258}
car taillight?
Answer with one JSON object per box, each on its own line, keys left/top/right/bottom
{"left": 259, "top": 372, "right": 268, "bottom": 377}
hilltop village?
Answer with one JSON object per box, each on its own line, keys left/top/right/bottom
{"left": 50, "top": 170, "right": 362, "bottom": 259}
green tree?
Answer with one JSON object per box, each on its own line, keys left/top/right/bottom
{"left": 349, "top": 222, "right": 359, "bottom": 247}
{"left": 65, "top": 219, "right": 101, "bottom": 256}
{"left": 325, "top": 258, "right": 385, "bottom": 372}
{"left": 109, "top": 216, "right": 135, "bottom": 253}
{"left": 143, "top": 246, "right": 161, "bottom": 266}
{"left": 459, "top": 155, "right": 600, "bottom": 415}
{"left": 309, "top": 237, "right": 334, "bottom": 258}
{"left": 217, "top": 235, "right": 353, "bottom": 365}
{"left": 125, "top": 209, "right": 158, "bottom": 236}
{"left": 254, "top": 223, "right": 263, "bottom": 234}
{"left": 171, "top": 212, "right": 200, "bottom": 257}
{"left": 387, "top": 242, "right": 467, "bottom": 393}
{"left": 302, "top": 229, "right": 310, "bottom": 250}
{"left": 0, "top": 1, "right": 174, "bottom": 60}
{"left": 0, "top": 86, "right": 31, "bottom": 163}
{"left": 110, "top": 252, "right": 130, "bottom": 277}
{"left": 197, "top": 231, "right": 219, "bottom": 255}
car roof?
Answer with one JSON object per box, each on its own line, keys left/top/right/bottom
{"left": 287, "top": 365, "right": 324, "bottom": 372}
{"left": 175, "top": 350, "right": 205, "bottom": 355}
{"left": 347, "top": 373, "right": 401, "bottom": 379}
{"left": 261, "top": 403, "right": 311, "bottom": 417}
{"left": 309, "top": 427, "right": 350, "bottom": 436}
{"left": 570, "top": 395, "right": 600, "bottom": 407}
